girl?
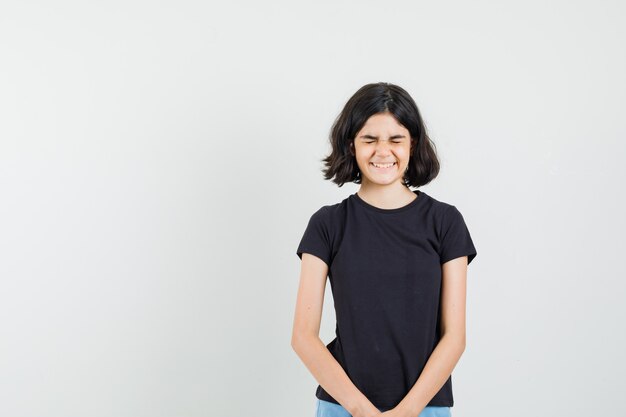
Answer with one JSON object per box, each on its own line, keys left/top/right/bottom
{"left": 291, "top": 82, "right": 477, "bottom": 417}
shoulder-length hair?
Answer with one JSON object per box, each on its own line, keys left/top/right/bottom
{"left": 322, "top": 82, "right": 440, "bottom": 188}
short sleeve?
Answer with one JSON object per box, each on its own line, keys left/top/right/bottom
{"left": 439, "top": 205, "right": 477, "bottom": 265}
{"left": 296, "top": 207, "right": 332, "bottom": 267}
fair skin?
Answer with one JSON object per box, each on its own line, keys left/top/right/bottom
{"left": 291, "top": 112, "right": 468, "bottom": 417}
{"left": 351, "top": 111, "right": 417, "bottom": 207}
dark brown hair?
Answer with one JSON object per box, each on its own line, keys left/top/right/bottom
{"left": 322, "top": 82, "right": 440, "bottom": 188}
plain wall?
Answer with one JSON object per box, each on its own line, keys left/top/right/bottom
{"left": 1, "top": 1, "right": 625, "bottom": 416}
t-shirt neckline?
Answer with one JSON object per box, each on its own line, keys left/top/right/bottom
{"left": 352, "top": 189, "right": 424, "bottom": 214}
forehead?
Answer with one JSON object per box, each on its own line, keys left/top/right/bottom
{"left": 360, "top": 112, "right": 407, "bottom": 132}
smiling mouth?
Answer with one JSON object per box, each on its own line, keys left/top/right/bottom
{"left": 370, "top": 162, "right": 397, "bottom": 169}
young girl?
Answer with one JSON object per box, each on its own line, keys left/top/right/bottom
{"left": 291, "top": 82, "right": 477, "bottom": 417}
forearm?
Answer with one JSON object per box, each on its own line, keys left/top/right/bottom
{"left": 292, "top": 335, "right": 376, "bottom": 416}
{"left": 395, "top": 334, "right": 465, "bottom": 417}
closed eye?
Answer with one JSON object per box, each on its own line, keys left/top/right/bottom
{"left": 359, "top": 134, "right": 407, "bottom": 143}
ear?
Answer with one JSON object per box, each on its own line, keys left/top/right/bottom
{"left": 349, "top": 141, "right": 355, "bottom": 156}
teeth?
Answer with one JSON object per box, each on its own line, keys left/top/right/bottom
{"left": 371, "top": 162, "right": 395, "bottom": 168}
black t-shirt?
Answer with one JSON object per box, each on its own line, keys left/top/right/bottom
{"left": 296, "top": 189, "right": 477, "bottom": 410}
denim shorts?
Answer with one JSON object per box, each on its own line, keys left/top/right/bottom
{"left": 315, "top": 398, "right": 451, "bottom": 417}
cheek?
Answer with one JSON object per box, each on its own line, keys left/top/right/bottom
{"left": 355, "top": 148, "right": 372, "bottom": 160}
{"left": 393, "top": 146, "right": 411, "bottom": 157}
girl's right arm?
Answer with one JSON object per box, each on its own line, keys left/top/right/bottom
{"left": 290, "top": 253, "right": 381, "bottom": 417}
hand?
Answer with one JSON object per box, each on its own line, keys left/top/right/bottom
{"left": 350, "top": 402, "right": 383, "bottom": 417}
{"left": 353, "top": 404, "right": 409, "bottom": 417}
{"left": 380, "top": 408, "right": 411, "bottom": 417}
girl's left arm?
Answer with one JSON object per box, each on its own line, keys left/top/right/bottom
{"left": 392, "top": 256, "right": 468, "bottom": 417}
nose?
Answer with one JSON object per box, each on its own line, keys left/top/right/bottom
{"left": 375, "top": 140, "right": 392, "bottom": 155}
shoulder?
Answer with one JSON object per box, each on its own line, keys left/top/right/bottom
{"left": 422, "top": 192, "right": 460, "bottom": 217}
{"left": 308, "top": 196, "right": 348, "bottom": 224}
{"left": 424, "top": 193, "right": 477, "bottom": 264}
{"left": 421, "top": 193, "right": 468, "bottom": 232}
{"left": 297, "top": 197, "right": 348, "bottom": 264}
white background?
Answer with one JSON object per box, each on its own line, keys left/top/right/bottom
{"left": 1, "top": 1, "right": 625, "bottom": 416}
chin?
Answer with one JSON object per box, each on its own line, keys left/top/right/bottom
{"left": 363, "top": 177, "right": 402, "bottom": 186}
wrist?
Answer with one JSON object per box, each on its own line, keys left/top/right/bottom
{"left": 345, "top": 398, "right": 366, "bottom": 416}
{"left": 394, "top": 401, "right": 418, "bottom": 417}
{"left": 345, "top": 396, "right": 376, "bottom": 417}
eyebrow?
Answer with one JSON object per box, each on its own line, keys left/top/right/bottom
{"left": 358, "top": 134, "right": 406, "bottom": 139}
